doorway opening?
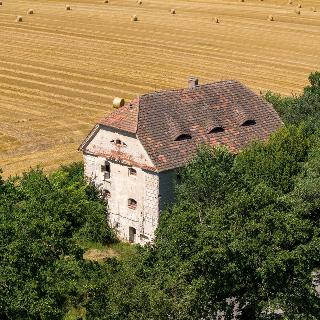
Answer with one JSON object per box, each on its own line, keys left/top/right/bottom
{"left": 129, "top": 227, "right": 136, "bottom": 243}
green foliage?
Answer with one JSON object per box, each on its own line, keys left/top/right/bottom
{"left": 0, "top": 163, "right": 114, "bottom": 319}
{"left": 265, "top": 71, "right": 320, "bottom": 128}
{"left": 177, "top": 146, "right": 236, "bottom": 207}
{"left": 234, "top": 124, "right": 310, "bottom": 193}
{"left": 148, "top": 136, "right": 320, "bottom": 319}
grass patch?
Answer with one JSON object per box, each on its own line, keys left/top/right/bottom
{"left": 64, "top": 307, "right": 86, "bottom": 320}
{"left": 81, "top": 240, "right": 138, "bottom": 262}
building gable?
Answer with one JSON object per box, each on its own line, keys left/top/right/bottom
{"left": 82, "top": 125, "right": 155, "bottom": 171}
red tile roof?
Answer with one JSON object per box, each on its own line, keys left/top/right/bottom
{"left": 99, "top": 98, "right": 139, "bottom": 134}
{"left": 98, "top": 80, "right": 283, "bottom": 172}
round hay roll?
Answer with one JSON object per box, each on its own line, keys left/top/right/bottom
{"left": 131, "top": 15, "right": 138, "bottom": 21}
{"left": 239, "top": 0, "right": 245, "bottom": 2}
{"left": 170, "top": 8, "right": 176, "bottom": 14}
{"left": 294, "top": 8, "right": 301, "bottom": 14}
{"left": 0, "top": 2, "right": 2, "bottom": 5}
{"left": 104, "top": 0, "right": 109, "bottom": 3}
{"left": 288, "top": 0, "right": 293, "bottom": 4}
{"left": 297, "top": 3, "right": 302, "bottom": 8}
{"left": 268, "top": 15, "right": 274, "bottom": 21}
{"left": 214, "top": 17, "right": 219, "bottom": 23}
{"left": 66, "top": 4, "right": 71, "bottom": 10}
{"left": 15, "top": 15, "right": 23, "bottom": 22}
{"left": 113, "top": 97, "right": 125, "bottom": 108}
{"left": 28, "top": 9, "right": 34, "bottom": 14}
{"left": 137, "top": 0, "right": 142, "bottom": 5}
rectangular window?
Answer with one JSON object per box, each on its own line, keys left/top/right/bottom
{"left": 101, "top": 161, "right": 110, "bottom": 180}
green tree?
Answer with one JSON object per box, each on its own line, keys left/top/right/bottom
{"left": 138, "top": 136, "right": 319, "bottom": 319}
{"left": 0, "top": 164, "right": 114, "bottom": 319}
{"left": 265, "top": 71, "right": 320, "bottom": 127}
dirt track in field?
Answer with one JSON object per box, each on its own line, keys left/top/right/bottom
{"left": 0, "top": 0, "right": 319, "bottom": 177}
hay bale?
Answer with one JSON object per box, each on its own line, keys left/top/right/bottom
{"left": 214, "top": 17, "right": 219, "bottom": 23}
{"left": 0, "top": 2, "right": 2, "bottom": 5}
{"left": 297, "top": 3, "right": 301, "bottom": 8}
{"left": 288, "top": 0, "right": 293, "bottom": 4}
{"left": 66, "top": 4, "right": 71, "bottom": 10}
{"left": 310, "top": 7, "right": 317, "bottom": 12}
{"left": 170, "top": 8, "right": 176, "bottom": 14}
{"left": 137, "top": 0, "right": 142, "bottom": 5}
{"left": 15, "top": 15, "right": 23, "bottom": 22}
{"left": 104, "top": 0, "right": 109, "bottom": 3}
{"left": 268, "top": 15, "right": 274, "bottom": 21}
{"left": 239, "top": 0, "right": 245, "bottom": 2}
{"left": 294, "top": 8, "right": 301, "bottom": 14}
{"left": 113, "top": 97, "right": 125, "bottom": 108}
{"left": 28, "top": 9, "right": 34, "bottom": 14}
{"left": 131, "top": 14, "right": 138, "bottom": 21}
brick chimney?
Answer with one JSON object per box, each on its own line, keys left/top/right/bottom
{"left": 188, "top": 77, "right": 199, "bottom": 89}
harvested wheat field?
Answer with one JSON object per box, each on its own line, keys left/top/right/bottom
{"left": 0, "top": 0, "right": 320, "bottom": 177}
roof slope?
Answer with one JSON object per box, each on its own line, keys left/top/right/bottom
{"left": 98, "top": 80, "right": 283, "bottom": 172}
{"left": 99, "top": 98, "right": 139, "bottom": 134}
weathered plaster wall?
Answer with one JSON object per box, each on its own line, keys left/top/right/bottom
{"left": 83, "top": 127, "right": 161, "bottom": 244}
{"left": 85, "top": 126, "right": 154, "bottom": 170}
{"left": 84, "top": 153, "right": 160, "bottom": 244}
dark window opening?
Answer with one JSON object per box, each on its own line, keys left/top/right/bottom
{"left": 241, "top": 119, "right": 256, "bottom": 127}
{"left": 208, "top": 126, "right": 225, "bottom": 134}
{"left": 129, "top": 227, "right": 136, "bottom": 243}
{"left": 128, "top": 198, "right": 137, "bottom": 209}
{"left": 128, "top": 168, "right": 137, "bottom": 176}
{"left": 101, "top": 161, "right": 110, "bottom": 179}
{"left": 110, "top": 139, "right": 114, "bottom": 143}
{"left": 175, "top": 134, "right": 192, "bottom": 141}
{"left": 115, "top": 139, "right": 122, "bottom": 145}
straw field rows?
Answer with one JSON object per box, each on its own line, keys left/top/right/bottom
{"left": 0, "top": 0, "right": 320, "bottom": 177}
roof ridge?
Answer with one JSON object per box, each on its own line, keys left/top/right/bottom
{"left": 138, "top": 79, "right": 240, "bottom": 98}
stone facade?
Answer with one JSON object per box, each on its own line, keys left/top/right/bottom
{"left": 82, "top": 126, "right": 175, "bottom": 245}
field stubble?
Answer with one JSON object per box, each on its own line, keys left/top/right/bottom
{"left": 0, "top": 0, "right": 320, "bottom": 176}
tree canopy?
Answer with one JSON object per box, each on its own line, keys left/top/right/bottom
{"left": 0, "top": 164, "right": 114, "bottom": 319}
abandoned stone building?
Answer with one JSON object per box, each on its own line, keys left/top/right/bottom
{"left": 79, "top": 78, "right": 282, "bottom": 244}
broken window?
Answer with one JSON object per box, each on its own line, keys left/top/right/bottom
{"left": 175, "top": 134, "right": 192, "bottom": 141}
{"left": 101, "top": 161, "right": 110, "bottom": 179}
{"left": 128, "top": 168, "right": 137, "bottom": 176}
{"left": 128, "top": 198, "right": 137, "bottom": 209}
